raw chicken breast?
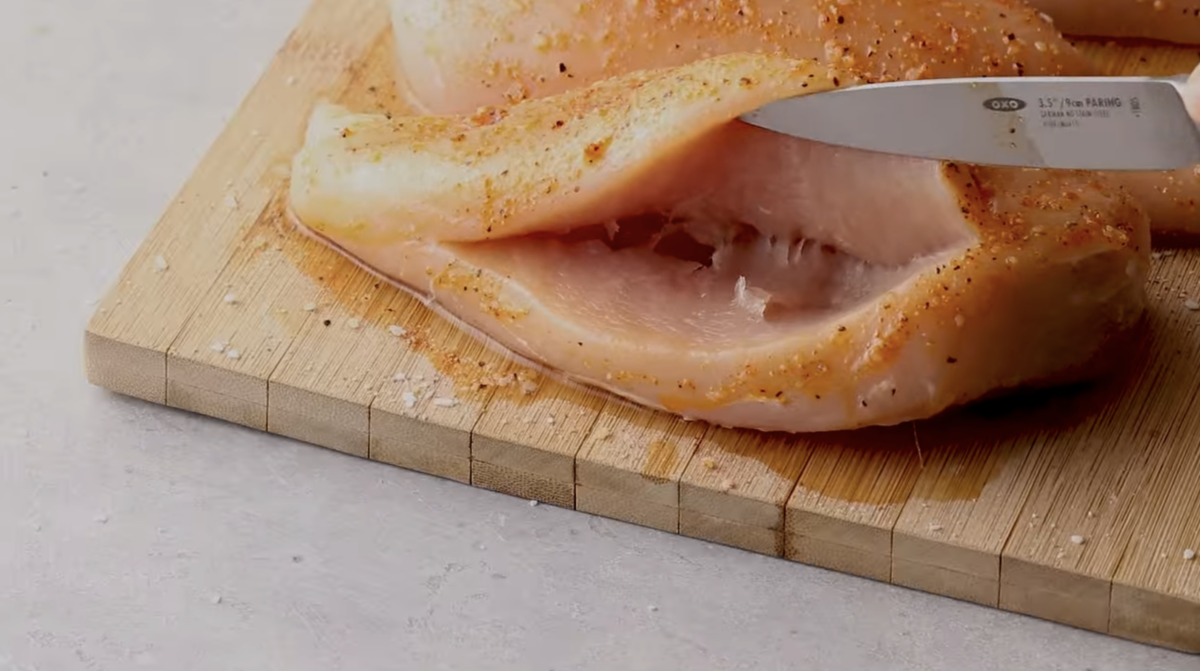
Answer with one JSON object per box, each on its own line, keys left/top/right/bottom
{"left": 388, "top": 0, "right": 1090, "bottom": 115}
{"left": 288, "top": 53, "right": 1150, "bottom": 433}
{"left": 388, "top": 0, "right": 1200, "bottom": 239}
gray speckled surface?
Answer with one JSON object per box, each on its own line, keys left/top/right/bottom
{"left": 0, "top": 1, "right": 1194, "bottom": 669}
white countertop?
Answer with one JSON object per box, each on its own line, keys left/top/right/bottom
{"left": 1, "top": 1, "right": 1194, "bottom": 669}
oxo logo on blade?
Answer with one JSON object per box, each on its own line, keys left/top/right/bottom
{"left": 982, "top": 97, "right": 1028, "bottom": 111}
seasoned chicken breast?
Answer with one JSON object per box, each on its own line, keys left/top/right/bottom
{"left": 387, "top": 0, "right": 1200, "bottom": 239}
{"left": 288, "top": 54, "right": 1150, "bottom": 433}
{"left": 388, "top": 0, "right": 1089, "bottom": 115}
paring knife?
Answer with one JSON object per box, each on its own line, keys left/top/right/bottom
{"left": 739, "top": 73, "right": 1200, "bottom": 171}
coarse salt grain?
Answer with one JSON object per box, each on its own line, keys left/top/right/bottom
{"left": 224, "top": 194, "right": 239, "bottom": 209}
{"left": 433, "top": 397, "right": 459, "bottom": 408}
{"left": 1185, "top": 299, "right": 1200, "bottom": 311}
{"left": 1185, "top": 549, "right": 1197, "bottom": 561}
{"left": 701, "top": 457, "right": 717, "bottom": 470}
{"left": 347, "top": 318, "right": 361, "bottom": 329}
{"left": 387, "top": 325, "right": 406, "bottom": 337}
{"left": 209, "top": 342, "right": 227, "bottom": 353}
{"left": 303, "top": 302, "right": 317, "bottom": 312}
{"left": 1070, "top": 534, "right": 1085, "bottom": 545}
{"left": 928, "top": 523, "right": 944, "bottom": 532}
{"left": 153, "top": 255, "right": 169, "bottom": 272}
{"left": 226, "top": 349, "right": 241, "bottom": 360}
{"left": 402, "top": 391, "right": 417, "bottom": 408}
{"left": 223, "top": 293, "right": 237, "bottom": 304}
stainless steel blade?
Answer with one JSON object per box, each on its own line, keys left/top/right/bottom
{"left": 739, "top": 75, "right": 1200, "bottom": 171}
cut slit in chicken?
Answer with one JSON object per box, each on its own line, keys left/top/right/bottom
{"left": 288, "top": 53, "right": 1151, "bottom": 433}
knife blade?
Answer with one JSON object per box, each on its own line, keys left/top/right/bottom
{"left": 738, "top": 74, "right": 1200, "bottom": 171}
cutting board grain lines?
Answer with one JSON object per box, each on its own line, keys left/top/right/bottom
{"left": 82, "top": 0, "right": 1200, "bottom": 653}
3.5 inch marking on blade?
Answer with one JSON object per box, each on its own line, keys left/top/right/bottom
{"left": 983, "top": 92, "right": 1147, "bottom": 131}
{"left": 1035, "top": 94, "right": 1129, "bottom": 129}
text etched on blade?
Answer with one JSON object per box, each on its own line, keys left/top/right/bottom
{"left": 1035, "top": 95, "right": 1134, "bottom": 129}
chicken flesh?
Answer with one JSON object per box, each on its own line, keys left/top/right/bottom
{"left": 288, "top": 53, "right": 1151, "bottom": 433}
{"left": 387, "top": 0, "right": 1200, "bottom": 239}
{"left": 388, "top": 0, "right": 1089, "bottom": 114}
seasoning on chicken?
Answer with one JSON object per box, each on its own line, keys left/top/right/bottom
{"left": 288, "top": 53, "right": 1150, "bottom": 433}
{"left": 388, "top": 0, "right": 1200, "bottom": 239}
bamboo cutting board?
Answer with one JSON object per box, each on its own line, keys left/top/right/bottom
{"left": 83, "top": 0, "right": 1200, "bottom": 653}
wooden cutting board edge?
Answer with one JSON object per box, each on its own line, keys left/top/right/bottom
{"left": 81, "top": 0, "right": 1200, "bottom": 654}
